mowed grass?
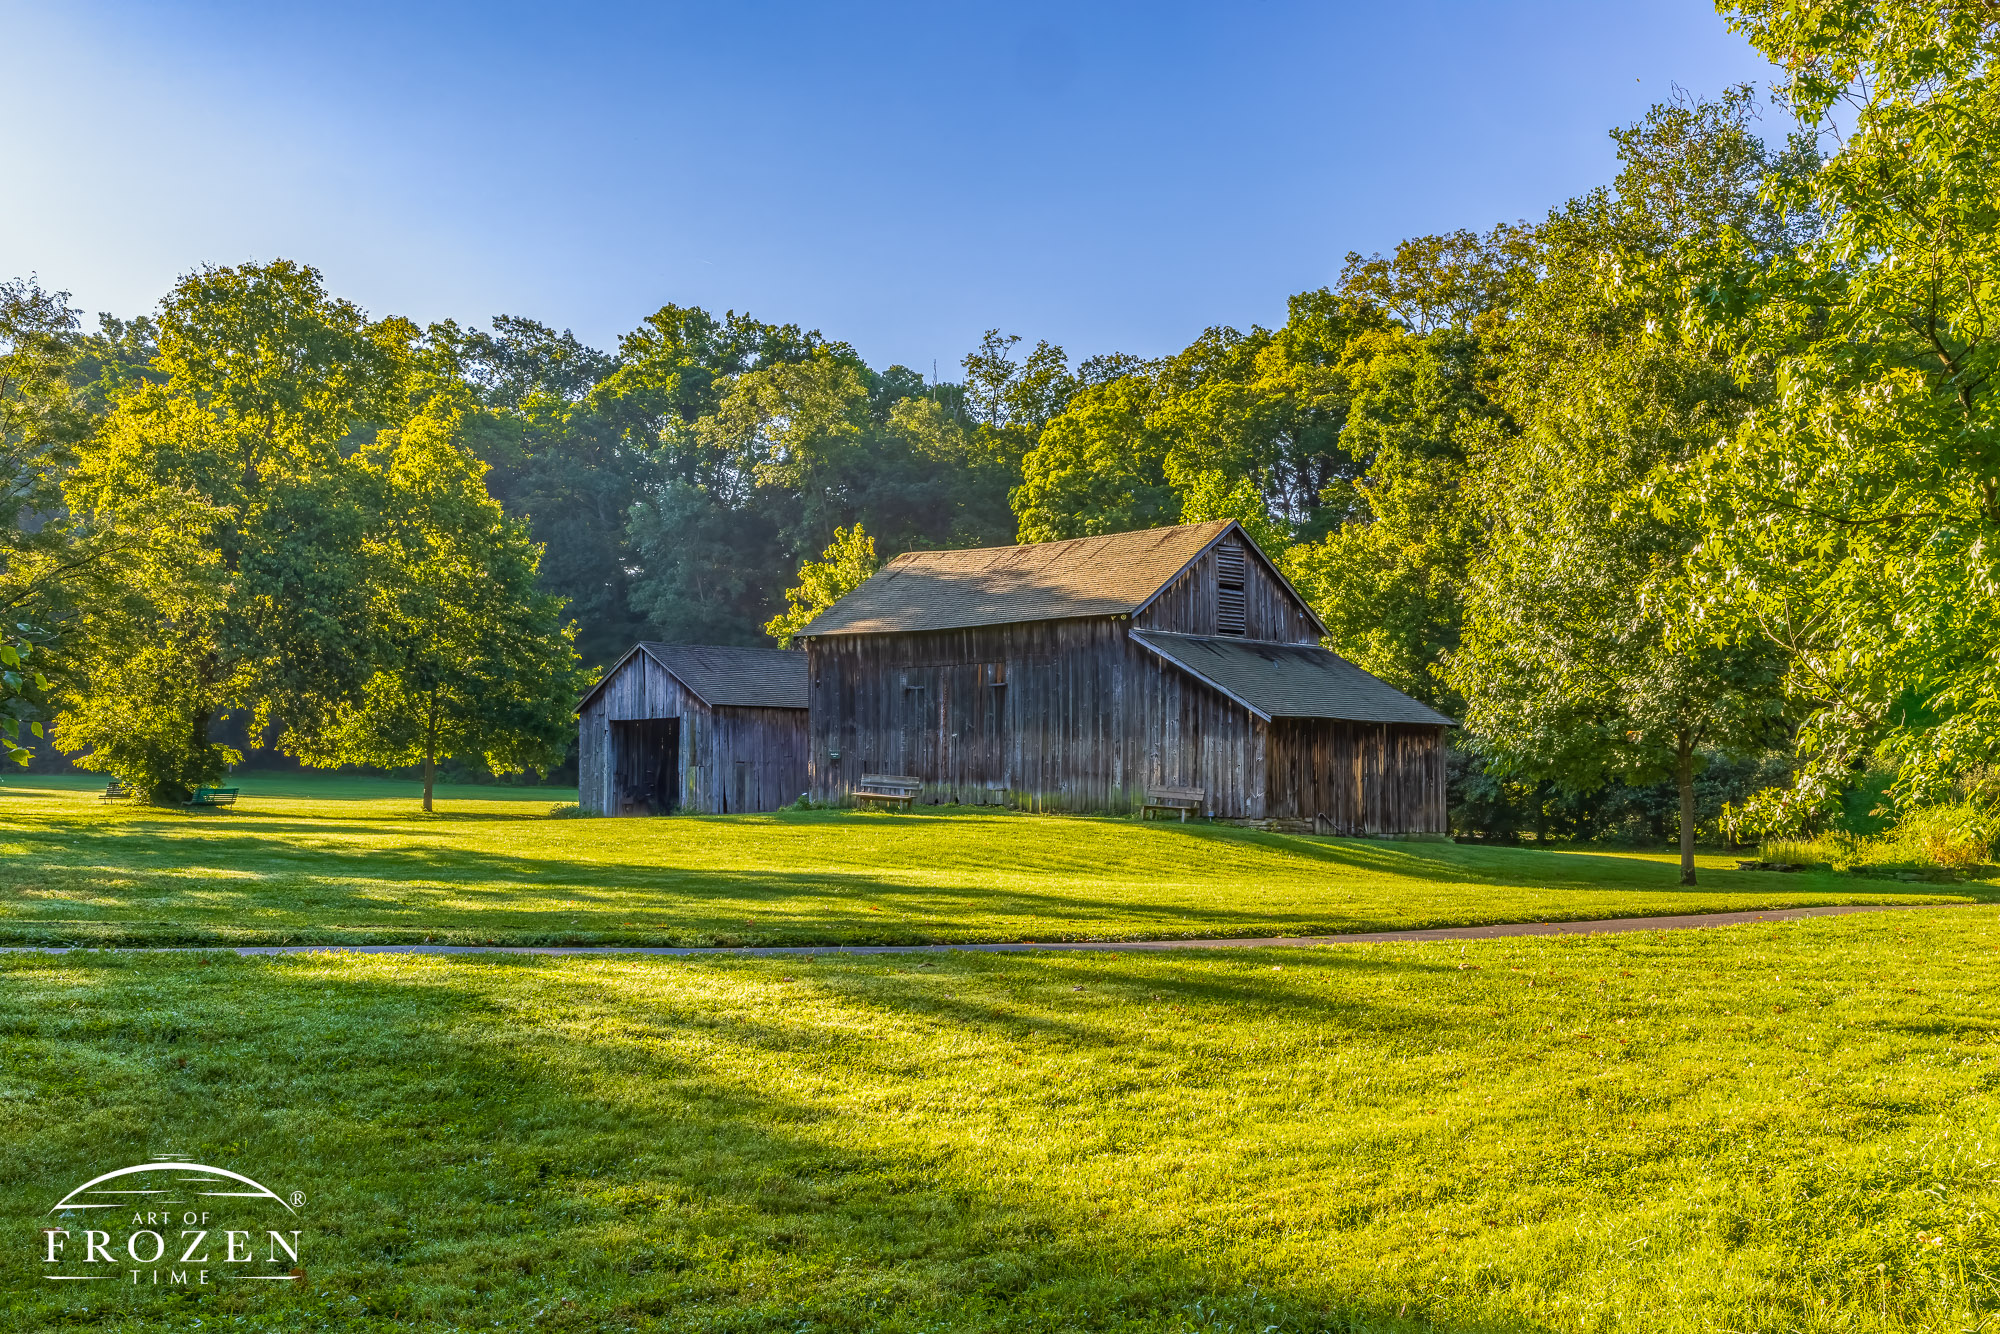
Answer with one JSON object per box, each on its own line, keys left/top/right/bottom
{"left": 1, "top": 775, "right": 1985, "bottom": 947}
{"left": 2, "top": 909, "right": 1995, "bottom": 1331}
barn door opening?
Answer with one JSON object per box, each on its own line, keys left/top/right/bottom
{"left": 611, "top": 718, "right": 678, "bottom": 815}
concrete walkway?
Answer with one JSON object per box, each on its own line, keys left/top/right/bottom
{"left": 6, "top": 902, "right": 1955, "bottom": 960}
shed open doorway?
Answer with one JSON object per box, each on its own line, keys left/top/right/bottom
{"left": 611, "top": 718, "right": 678, "bottom": 815}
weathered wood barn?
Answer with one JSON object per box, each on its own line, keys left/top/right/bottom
{"left": 576, "top": 643, "right": 809, "bottom": 816}
{"left": 796, "top": 520, "right": 1453, "bottom": 833}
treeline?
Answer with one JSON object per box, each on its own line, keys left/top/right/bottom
{"left": 6, "top": 3, "right": 1997, "bottom": 855}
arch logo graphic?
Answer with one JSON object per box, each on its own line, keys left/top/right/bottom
{"left": 43, "top": 1156, "right": 305, "bottom": 1288}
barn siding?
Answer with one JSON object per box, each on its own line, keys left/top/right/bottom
{"left": 1132, "top": 539, "right": 1321, "bottom": 643}
{"left": 578, "top": 694, "right": 609, "bottom": 814}
{"left": 807, "top": 622, "right": 1444, "bottom": 833}
{"left": 1264, "top": 720, "right": 1448, "bottom": 835}
{"left": 579, "top": 650, "right": 808, "bottom": 816}
{"left": 806, "top": 619, "right": 1269, "bottom": 818}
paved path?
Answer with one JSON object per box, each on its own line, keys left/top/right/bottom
{"left": 6, "top": 902, "right": 1956, "bottom": 960}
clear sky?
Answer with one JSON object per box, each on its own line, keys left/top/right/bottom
{"left": 2, "top": 1, "right": 1775, "bottom": 372}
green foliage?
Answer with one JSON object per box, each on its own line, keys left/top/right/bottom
{"left": 0, "top": 280, "right": 157, "bottom": 671}
{"left": 52, "top": 260, "right": 401, "bottom": 801}
{"left": 1283, "top": 326, "right": 1497, "bottom": 708}
{"left": 0, "top": 625, "right": 47, "bottom": 769}
{"left": 1011, "top": 373, "right": 1175, "bottom": 541}
{"left": 1762, "top": 803, "right": 1998, "bottom": 873}
{"left": 765, "top": 523, "right": 879, "bottom": 647}
{"left": 299, "top": 393, "right": 586, "bottom": 810}
{"left": 1449, "top": 92, "right": 1793, "bottom": 881}
{"left": 1688, "top": 4, "right": 2000, "bottom": 828}
{"left": 1013, "top": 293, "right": 1393, "bottom": 547}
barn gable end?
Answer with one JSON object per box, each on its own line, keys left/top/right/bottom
{"left": 576, "top": 643, "right": 808, "bottom": 816}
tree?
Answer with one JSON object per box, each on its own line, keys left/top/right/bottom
{"left": 303, "top": 394, "right": 585, "bottom": 812}
{"left": 0, "top": 280, "right": 151, "bottom": 659}
{"left": 1688, "top": 2, "right": 2000, "bottom": 825}
{"left": 55, "top": 260, "right": 403, "bottom": 801}
{"left": 0, "top": 626, "right": 47, "bottom": 768}
{"left": 1447, "top": 92, "right": 1794, "bottom": 882}
{"left": 1012, "top": 374, "right": 1177, "bottom": 541}
{"left": 1012, "top": 292, "right": 1392, "bottom": 547}
{"left": 1283, "top": 326, "right": 1499, "bottom": 708}
{"left": 765, "top": 524, "right": 879, "bottom": 647}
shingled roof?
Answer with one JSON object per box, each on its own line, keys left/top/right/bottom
{"left": 576, "top": 642, "right": 807, "bottom": 713}
{"left": 797, "top": 520, "right": 1257, "bottom": 637}
{"left": 1132, "top": 631, "right": 1454, "bottom": 726}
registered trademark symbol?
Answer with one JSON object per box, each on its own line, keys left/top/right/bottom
{"left": 290, "top": 1192, "right": 304, "bottom": 1207}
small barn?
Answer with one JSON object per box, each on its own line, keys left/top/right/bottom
{"left": 796, "top": 520, "right": 1453, "bottom": 834}
{"left": 576, "top": 643, "right": 809, "bottom": 816}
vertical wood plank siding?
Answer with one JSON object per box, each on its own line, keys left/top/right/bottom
{"left": 1133, "top": 541, "right": 1322, "bottom": 641}
{"left": 806, "top": 620, "right": 1445, "bottom": 832}
{"left": 578, "top": 695, "right": 608, "bottom": 814}
{"left": 1264, "top": 720, "right": 1448, "bottom": 835}
{"left": 576, "top": 652, "right": 808, "bottom": 816}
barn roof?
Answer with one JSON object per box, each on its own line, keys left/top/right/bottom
{"left": 1131, "top": 631, "right": 1455, "bottom": 726}
{"left": 798, "top": 520, "right": 1318, "bottom": 637}
{"left": 574, "top": 642, "right": 807, "bottom": 713}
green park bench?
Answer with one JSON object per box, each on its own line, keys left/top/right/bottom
{"left": 185, "top": 786, "right": 239, "bottom": 810}
{"left": 98, "top": 780, "right": 133, "bottom": 801}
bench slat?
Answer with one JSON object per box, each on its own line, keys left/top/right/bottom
{"left": 1141, "top": 785, "right": 1205, "bottom": 822}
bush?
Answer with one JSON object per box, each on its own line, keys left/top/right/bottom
{"left": 1763, "top": 803, "right": 1997, "bottom": 872}
{"left": 546, "top": 802, "right": 590, "bottom": 819}
{"left": 1757, "top": 832, "right": 1860, "bottom": 870}
{"left": 1879, "top": 802, "right": 1995, "bottom": 869}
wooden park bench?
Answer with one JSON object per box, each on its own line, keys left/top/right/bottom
{"left": 98, "top": 780, "right": 132, "bottom": 801}
{"left": 854, "top": 774, "right": 922, "bottom": 810}
{"left": 1141, "top": 785, "right": 1205, "bottom": 822}
{"left": 185, "top": 786, "right": 239, "bottom": 810}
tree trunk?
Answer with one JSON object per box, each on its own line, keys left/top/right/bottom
{"left": 1676, "top": 731, "right": 1696, "bottom": 886}
{"left": 422, "top": 704, "right": 436, "bottom": 814}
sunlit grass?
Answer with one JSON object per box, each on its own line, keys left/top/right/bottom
{"left": 0, "top": 775, "right": 1985, "bottom": 947}
{"left": 1, "top": 908, "right": 1993, "bottom": 1331}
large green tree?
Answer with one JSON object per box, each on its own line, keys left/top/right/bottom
{"left": 55, "top": 261, "right": 404, "bottom": 800}
{"left": 1011, "top": 292, "right": 1389, "bottom": 546}
{"left": 302, "top": 393, "right": 584, "bottom": 812}
{"left": 1688, "top": 2, "right": 2000, "bottom": 825}
{"left": 1448, "top": 93, "right": 1795, "bottom": 882}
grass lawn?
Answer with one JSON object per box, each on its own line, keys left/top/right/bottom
{"left": 0, "top": 774, "right": 1986, "bottom": 948}
{"left": 2, "top": 908, "right": 1994, "bottom": 1331}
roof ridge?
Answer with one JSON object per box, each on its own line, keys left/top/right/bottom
{"left": 886, "top": 519, "right": 1236, "bottom": 565}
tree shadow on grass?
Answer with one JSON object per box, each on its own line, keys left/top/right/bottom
{"left": 0, "top": 952, "right": 1530, "bottom": 1333}
{"left": 2, "top": 807, "right": 1980, "bottom": 952}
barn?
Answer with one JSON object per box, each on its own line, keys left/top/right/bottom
{"left": 575, "top": 642, "right": 809, "bottom": 816}
{"left": 796, "top": 520, "right": 1453, "bottom": 833}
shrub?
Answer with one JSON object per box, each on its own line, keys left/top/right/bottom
{"left": 1882, "top": 802, "right": 1995, "bottom": 869}
{"left": 546, "top": 802, "right": 590, "bottom": 819}
{"left": 1757, "top": 832, "right": 1860, "bottom": 870}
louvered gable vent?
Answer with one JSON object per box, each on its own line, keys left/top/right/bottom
{"left": 1215, "top": 541, "right": 1247, "bottom": 636}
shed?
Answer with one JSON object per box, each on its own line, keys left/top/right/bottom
{"left": 796, "top": 520, "right": 1453, "bottom": 834}
{"left": 576, "top": 643, "right": 809, "bottom": 816}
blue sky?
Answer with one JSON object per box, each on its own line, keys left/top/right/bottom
{"left": 2, "top": 2, "right": 1775, "bottom": 373}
